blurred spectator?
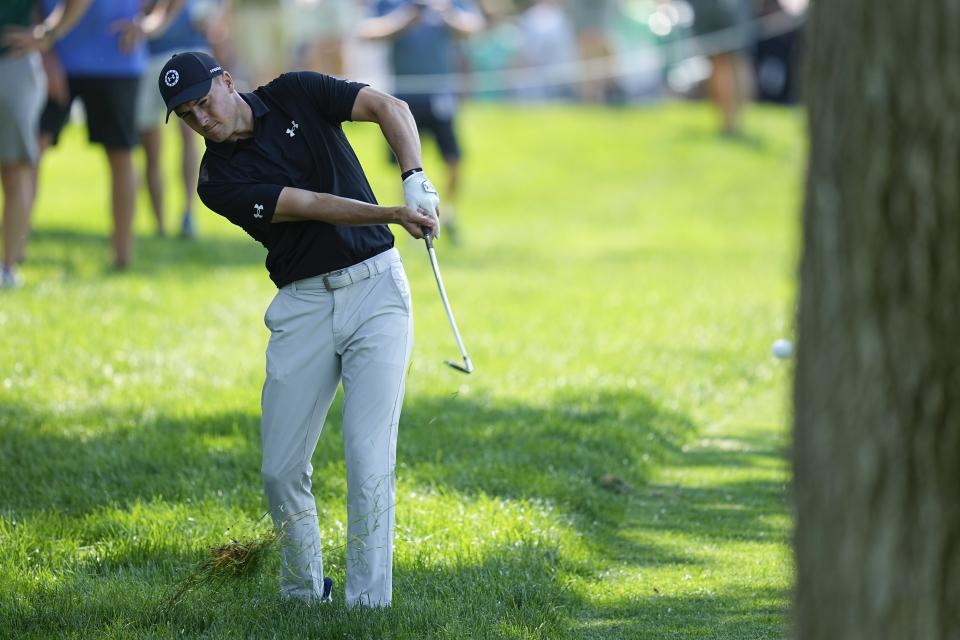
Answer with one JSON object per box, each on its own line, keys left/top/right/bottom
{"left": 568, "top": 0, "right": 620, "bottom": 103}
{"left": 687, "top": 0, "right": 754, "bottom": 135}
{"left": 136, "top": 0, "right": 224, "bottom": 238}
{"left": 288, "top": 0, "right": 358, "bottom": 77}
{"left": 204, "top": 0, "right": 237, "bottom": 77}
{"left": 606, "top": 0, "right": 665, "bottom": 101}
{"left": 753, "top": 0, "right": 806, "bottom": 104}
{"left": 0, "top": 0, "right": 91, "bottom": 287}
{"left": 465, "top": 0, "right": 520, "bottom": 100}
{"left": 465, "top": 0, "right": 521, "bottom": 101}
{"left": 35, "top": 0, "right": 183, "bottom": 269}
{"left": 515, "top": 0, "right": 577, "bottom": 101}
{"left": 228, "top": 0, "right": 355, "bottom": 87}
{"left": 361, "top": 0, "right": 485, "bottom": 244}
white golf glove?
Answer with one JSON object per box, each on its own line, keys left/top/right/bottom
{"left": 402, "top": 169, "right": 441, "bottom": 238}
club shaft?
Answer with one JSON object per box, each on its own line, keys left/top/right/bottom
{"left": 425, "top": 244, "right": 471, "bottom": 367}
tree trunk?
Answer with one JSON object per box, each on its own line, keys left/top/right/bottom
{"left": 794, "top": 2, "right": 960, "bottom": 638}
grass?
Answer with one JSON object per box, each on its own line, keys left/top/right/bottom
{"left": 0, "top": 101, "right": 801, "bottom": 639}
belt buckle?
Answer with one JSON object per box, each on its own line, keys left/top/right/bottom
{"left": 322, "top": 269, "right": 346, "bottom": 290}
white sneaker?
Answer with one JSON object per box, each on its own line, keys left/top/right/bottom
{"left": 0, "top": 267, "right": 22, "bottom": 289}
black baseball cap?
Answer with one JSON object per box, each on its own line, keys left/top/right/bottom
{"left": 158, "top": 51, "right": 224, "bottom": 122}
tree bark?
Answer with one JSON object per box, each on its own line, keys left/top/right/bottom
{"left": 794, "top": 2, "right": 960, "bottom": 638}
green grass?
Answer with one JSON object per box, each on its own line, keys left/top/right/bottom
{"left": 0, "top": 101, "right": 801, "bottom": 639}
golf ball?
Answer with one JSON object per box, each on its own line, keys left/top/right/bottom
{"left": 772, "top": 339, "right": 793, "bottom": 359}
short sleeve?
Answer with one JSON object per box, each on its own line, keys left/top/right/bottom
{"left": 272, "top": 72, "right": 367, "bottom": 125}
{"left": 198, "top": 173, "right": 283, "bottom": 239}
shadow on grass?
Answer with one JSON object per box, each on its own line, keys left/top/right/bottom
{"left": 0, "top": 389, "right": 790, "bottom": 553}
{"left": 0, "top": 388, "right": 790, "bottom": 639}
{"left": 0, "top": 389, "right": 698, "bottom": 584}
{"left": 0, "top": 389, "right": 693, "bottom": 524}
{"left": 0, "top": 403, "right": 263, "bottom": 518}
{"left": 572, "top": 586, "right": 788, "bottom": 640}
{"left": 678, "top": 435, "right": 788, "bottom": 470}
{"left": 25, "top": 227, "right": 265, "bottom": 277}
{"left": 675, "top": 125, "right": 771, "bottom": 152}
{"left": 6, "top": 539, "right": 787, "bottom": 640}
{"left": 633, "top": 480, "right": 788, "bottom": 546}
{"left": 394, "top": 390, "right": 695, "bottom": 522}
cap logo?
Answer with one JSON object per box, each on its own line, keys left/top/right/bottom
{"left": 164, "top": 69, "right": 180, "bottom": 87}
{"left": 209, "top": 66, "right": 222, "bottom": 74}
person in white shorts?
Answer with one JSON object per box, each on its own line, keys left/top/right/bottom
{"left": 158, "top": 51, "right": 442, "bottom": 607}
{"left": 0, "top": 0, "right": 90, "bottom": 287}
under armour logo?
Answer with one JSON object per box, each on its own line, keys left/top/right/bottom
{"left": 253, "top": 203, "right": 264, "bottom": 218}
{"left": 286, "top": 121, "right": 299, "bottom": 137}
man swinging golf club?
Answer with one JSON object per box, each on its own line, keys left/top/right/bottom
{"left": 158, "top": 51, "right": 441, "bottom": 607}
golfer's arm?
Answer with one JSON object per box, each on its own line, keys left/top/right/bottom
{"left": 272, "top": 188, "right": 399, "bottom": 225}
{"left": 351, "top": 86, "right": 423, "bottom": 174}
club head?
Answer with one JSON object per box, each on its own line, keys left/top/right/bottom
{"left": 445, "top": 359, "right": 473, "bottom": 374}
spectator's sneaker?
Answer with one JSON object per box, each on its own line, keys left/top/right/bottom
{"left": 320, "top": 576, "right": 333, "bottom": 603}
{"left": 180, "top": 212, "right": 197, "bottom": 239}
{"left": 0, "top": 266, "right": 23, "bottom": 289}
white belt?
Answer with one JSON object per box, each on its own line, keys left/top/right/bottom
{"left": 287, "top": 248, "right": 400, "bottom": 292}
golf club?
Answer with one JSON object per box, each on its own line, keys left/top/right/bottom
{"left": 422, "top": 228, "right": 473, "bottom": 374}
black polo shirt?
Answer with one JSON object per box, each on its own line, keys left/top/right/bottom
{"left": 197, "top": 72, "right": 394, "bottom": 288}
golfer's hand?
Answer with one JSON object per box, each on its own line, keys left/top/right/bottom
{"left": 402, "top": 171, "right": 441, "bottom": 239}
{"left": 395, "top": 205, "right": 437, "bottom": 240}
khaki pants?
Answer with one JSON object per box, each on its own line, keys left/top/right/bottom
{"left": 261, "top": 248, "right": 412, "bottom": 607}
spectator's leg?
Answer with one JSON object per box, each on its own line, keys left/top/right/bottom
{"left": 106, "top": 148, "right": 136, "bottom": 268}
{"left": 2, "top": 163, "right": 31, "bottom": 281}
{"left": 178, "top": 120, "right": 199, "bottom": 237}
{"left": 709, "top": 53, "right": 741, "bottom": 135}
{"left": 443, "top": 155, "right": 460, "bottom": 234}
{"left": 432, "top": 112, "right": 463, "bottom": 242}
{"left": 140, "top": 126, "right": 166, "bottom": 237}
{"left": 20, "top": 136, "right": 52, "bottom": 265}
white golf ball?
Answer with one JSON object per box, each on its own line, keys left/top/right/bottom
{"left": 772, "top": 339, "right": 793, "bottom": 359}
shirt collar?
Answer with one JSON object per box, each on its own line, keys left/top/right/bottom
{"left": 205, "top": 92, "right": 271, "bottom": 158}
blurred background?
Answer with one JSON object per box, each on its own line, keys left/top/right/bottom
{"left": 216, "top": 0, "right": 807, "bottom": 109}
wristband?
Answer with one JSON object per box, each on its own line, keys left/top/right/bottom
{"left": 401, "top": 167, "right": 423, "bottom": 180}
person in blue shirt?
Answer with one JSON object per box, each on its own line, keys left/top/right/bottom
{"left": 136, "top": 0, "right": 222, "bottom": 238}
{"left": 35, "top": 0, "right": 182, "bottom": 269}
{"left": 361, "top": 0, "right": 484, "bottom": 244}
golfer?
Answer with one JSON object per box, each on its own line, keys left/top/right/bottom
{"left": 158, "top": 51, "right": 440, "bottom": 607}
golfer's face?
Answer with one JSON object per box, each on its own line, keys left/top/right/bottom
{"left": 175, "top": 79, "right": 232, "bottom": 142}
